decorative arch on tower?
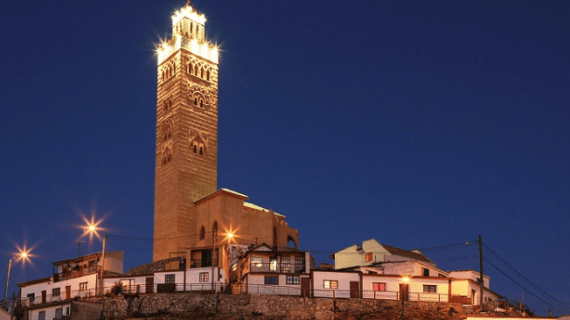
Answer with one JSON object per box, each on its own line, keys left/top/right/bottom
{"left": 184, "top": 55, "right": 215, "bottom": 82}
{"left": 161, "top": 117, "right": 174, "bottom": 141}
{"left": 188, "top": 84, "right": 211, "bottom": 109}
{"left": 161, "top": 147, "right": 172, "bottom": 165}
{"left": 189, "top": 129, "right": 208, "bottom": 155}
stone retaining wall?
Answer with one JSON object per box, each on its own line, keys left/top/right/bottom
{"left": 94, "top": 292, "right": 467, "bottom": 320}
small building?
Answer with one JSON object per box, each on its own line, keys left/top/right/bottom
{"left": 17, "top": 251, "right": 123, "bottom": 320}
{"left": 236, "top": 243, "right": 311, "bottom": 296}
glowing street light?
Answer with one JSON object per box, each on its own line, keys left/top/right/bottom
{"left": 401, "top": 276, "right": 410, "bottom": 320}
{"left": 80, "top": 218, "right": 107, "bottom": 295}
{"left": 4, "top": 247, "right": 33, "bottom": 302}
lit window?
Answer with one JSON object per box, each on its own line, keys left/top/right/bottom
{"left": 286, "top": 275, "right": 300, "bottom": 285}
{"left": 373, "top": 283, "right": 386, "bottom": 291}
{"left": 282, "top": 257, "right": 290, "bottom": 273}
{"left": 251, "top": 257, "right": 263, "bottom": 268}
{"left": 270, "top": 258, "right": 277, "bottom": 271}
{"left": 79, "top": 282, "right": 88, "bottom": 292}
{"left": 295, "top": 256, "right": 305, "bottom": 273}
{"left": 365, "top": 252, "right": 373, "bottom": 262}
{"left": 264, "top": 276, "right": 278, "bottom": 285}
{"left": 423, "top": 285, "right": 437, "bottom": 293}
{"left": 199, "top": 272, "right": 209, "bottom": 282}
{"left": 165, "top": 274, "right": 175, "bottom": 284}
{"left": 323, "top": 280, "right": 338, "bottom": 289}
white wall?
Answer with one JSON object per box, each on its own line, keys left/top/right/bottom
{"left": 448, "top": 270, "right": 489, "bottom": 288}
{"left": 27, "top": 303, "right": 70, "bottom": 320}
{"left": 243, "top": 274, "right": 305, "bottom": 296}
{"left": 21, "top": 274, "right": 98, "bottom": 305}
{"left": 312, "top": 271, "right": 360, "bottom": 298}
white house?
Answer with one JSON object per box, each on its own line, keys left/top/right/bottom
{"left": 17, "top": 251, "right": 123, "bottom": 320}
{"left": 331, "top": 239, "right": 433, "bottom": 270}
{"left": 236, "top": 243, "right": 311, "bottom": 296}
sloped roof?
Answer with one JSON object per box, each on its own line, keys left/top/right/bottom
{"left": 381, "top": 244, "right": 432, "bottom": 263}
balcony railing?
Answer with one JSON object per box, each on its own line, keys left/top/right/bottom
{"left": 53, "top": 266, "right": 98, "bottom": 282}
{"left": 247, "top": 262, "right": 305, "bottom": 273}
{"left": 190, "top": 259, "right": 218, "bottom": 268}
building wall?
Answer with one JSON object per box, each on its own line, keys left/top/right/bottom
{"left": 27, "top": 303, "right": 70, "bottom": 320}
{"left": 448, "top": 270, "right": 490, "bottom": 288}
{"left": 244, "top": 274, "right": 305, "bottom": 296}
{"left": 21, "top": 274, "right": 98, "bottom": 305}
{"left": 311, "top": 271, "right": 360, "bottom": 298}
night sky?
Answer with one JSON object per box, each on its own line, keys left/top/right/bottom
{"left": 1, "top": 0, "right": 569, "bottom": 316}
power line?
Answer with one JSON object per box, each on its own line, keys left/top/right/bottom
{"left": 483, "top": 243, "right": 570, "bottom": 313}
{"left": 483, "top": 257, "right": 567, "bottom": 315}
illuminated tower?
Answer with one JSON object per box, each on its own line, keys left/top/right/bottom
{"left": 154, "top": 2, "right": 219, "bottom": 261}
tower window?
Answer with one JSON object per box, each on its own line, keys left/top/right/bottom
{"left": 200, "top": 226, "right": 205, "bottom": 240}
{"left": 200, "top": 68, "right": 204, "bottom": 79}
{"left": 194, "top": 98, "right": 198, "bottom": 106}
{"left": 193, "top": 145, "right": 197, "bottom": 153}
{"left": 200, "top": 99, "right": 204, "bottom": 108}
{"left": 206, "top": 70, "right": 210, "bottom": 81}
{"left": 199, "top": 147, "right": 203, "bottom": 155}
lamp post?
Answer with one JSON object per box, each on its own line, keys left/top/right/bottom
{"left": 211, "top": 231, "right": 234, "bottom": 292}
{"left": 4, "top": 249, "right": 30, "bottom": 303}
{"left": 401, "top": 276, "right": 410, "bottom": 320}
{"left": 82, "top": 221, "right": 105, "bottom": 295}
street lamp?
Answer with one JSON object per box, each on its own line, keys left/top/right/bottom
{"left": 211, "top": 230, "right": 235, "bottom": 291}
{"left": 82, "top": 221, "right": 106, "bottom": 295}
{"left": 401, "top": 276, "right": 410, "bottom": 320}
{"left": 4, "top": 247, "right": 32, "bottom": 303}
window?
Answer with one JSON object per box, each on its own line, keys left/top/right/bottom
{"left": 282, "top": 257, "right": 290, "bottom": 273}
{"left": 270, "top": 258, "right": 277, "bottom": 271}
{"left": 295, "top": 256, "right": 305, "bottom": 273}
{"left": 423, "top": 285, "right": 437, "bottom": 293}
{"left": 286, "top": 275, "right": 300, "bottom": 285}
{"left": 264, "top": 276, "right": 278, "bottom": 285}
{"left": 38, "top": 311, "right": 46, "bottom": 320}
{"left": 365, "top": 252, "right": 373, "bottom": 262}
{"left": 52, "top": 288, "right": 60, "bottom": 297}
{"left": 251, "top": 257, "right": 263, "bottom": 268}
{"left": 199, "top": 272, "right": 209, "bottom": 282}
{"left": 55, "top": 308, "right": 63, "bottom": 319}
{"left": 373, "top": 282, "right": 386, "bottom": 291}
{"left": 423, "top": 268, "right": 430, "bottom": 277}
{"left": 27, "top": 293, "right": 35, "bottom": 304}
{"left": 323, "top": 280, "right": 338, "bottom": 289}
{"left": 79, "top": 282, "right": 88, "bottom": 292}
{"left": 200, "top": 226, "right": 205, "bottom": 240}
{"left": 231, "top": 263, "right": 237, "bottom": 272}
{"left": 165, "top": 274, "right": 175, "bottom": 284}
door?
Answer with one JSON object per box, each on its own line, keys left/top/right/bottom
{"left": 146, "top": 277, "right": 154, "bottom": 294}
{"left": 399, "top": 283, "right": 409, "bottom": 301}
{"left": 41, "top": 290, "right": 46, "bottom": 303}
{"left": 350, "top": 281, "right": 359, "bottom": 298}
{"left": 301, "top": 277, "right": 310, "bottom": 297}
{"left": 65, "top": 286, "right": 71, "bottom": 299}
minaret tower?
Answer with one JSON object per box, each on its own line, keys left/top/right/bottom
{"left": 154, "top": 1, "right": 219, "bottom": 261}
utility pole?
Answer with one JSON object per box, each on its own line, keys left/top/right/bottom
{"left": 4, "top": 259, "right": 12, "bottom": 302}
{"left": 479, "top": 235, "right": 484, "bottom": 310}
{"left": 77, "top": 241, "right": 85, "bottom": 257}
{"left": 99, "top": 231, "right": 107, "bottom": 295}
{"left": 211, "top": 231, "right": 217, "bottom": 292}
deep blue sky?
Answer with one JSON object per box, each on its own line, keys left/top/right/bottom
{"left": 1, "top": 0, "right": 569, "bottom": 316}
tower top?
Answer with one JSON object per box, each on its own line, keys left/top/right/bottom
{"left": 156, "top": 3, "right": 218, "bottom": 65}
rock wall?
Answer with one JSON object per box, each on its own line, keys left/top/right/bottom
{"left": 97, "top": 292, "right": 466, "bottom": 320}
